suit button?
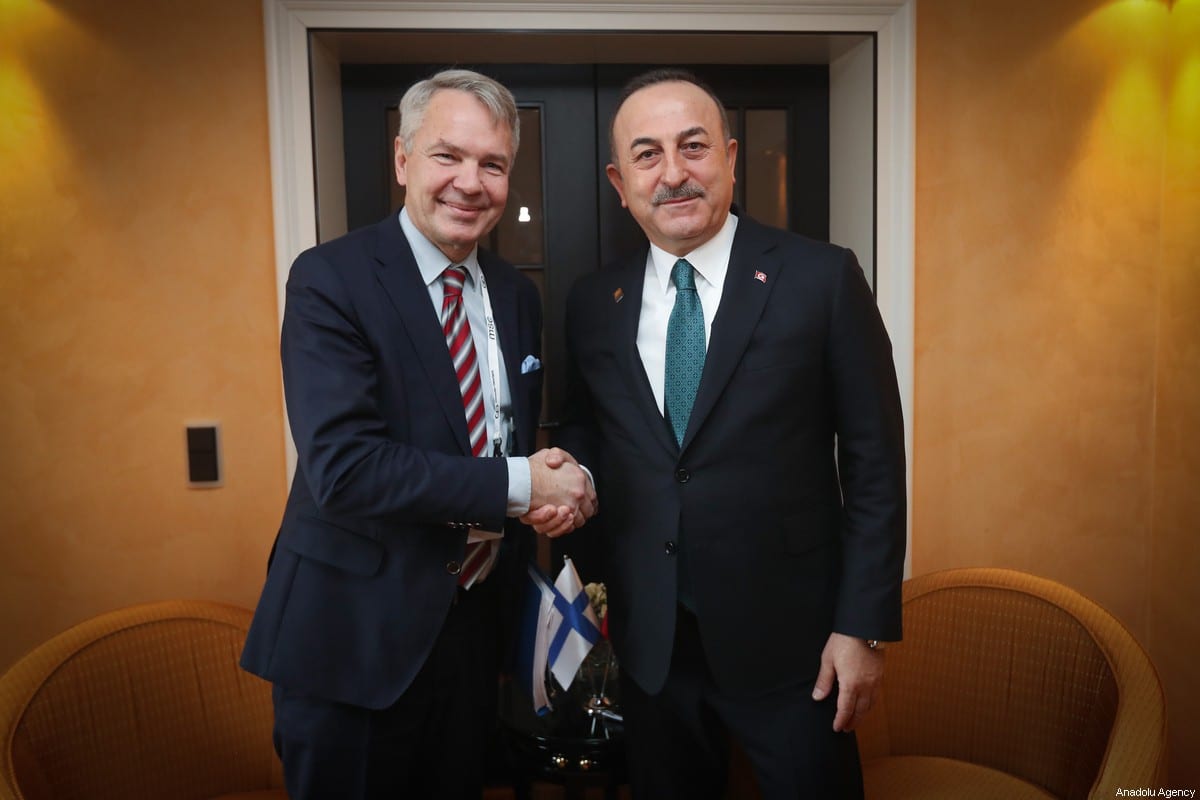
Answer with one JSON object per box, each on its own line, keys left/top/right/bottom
{"left": 446, "top": 560, "right": 462, "bottom": 575}
{"left": 664, "top": 541, "right": 678, "bottom": 555}
{"left": 674, "top": 468, "right": 690, "bottom": 483}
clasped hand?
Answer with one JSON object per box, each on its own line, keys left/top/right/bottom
{"left": 519, "top": 448, "right": 597, "bottom": 537}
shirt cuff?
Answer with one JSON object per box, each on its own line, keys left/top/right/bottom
{"left": 506, "top": 456, "right": 532, "bottom": 516}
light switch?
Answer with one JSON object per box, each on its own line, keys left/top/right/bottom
{"left": 186, "top": 423, "right": 222, "bottom": 488}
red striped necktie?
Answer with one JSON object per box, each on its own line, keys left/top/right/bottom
{"left": 441, "top": 265, "right": 499, "bottom": 588}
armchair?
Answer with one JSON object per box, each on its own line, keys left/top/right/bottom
{"left": 0, "top": 600, "right": 284, "bottom": 800}
{"left": 858, "top": 567, "right": 1167, "bottom": 799}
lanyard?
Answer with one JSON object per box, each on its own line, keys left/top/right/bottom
{"left": 476, "top": 269, "right": 505, "bottom": 458}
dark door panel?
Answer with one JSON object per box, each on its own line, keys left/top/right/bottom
{"left": 339, "top": 64, "right": 830, "bottom": 577}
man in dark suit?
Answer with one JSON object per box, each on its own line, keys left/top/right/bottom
{"left": 549, "top": 69, "right": 907, "bottom": 798}
{"left": 241, "top": 69, "right": 595, "bottom": 799}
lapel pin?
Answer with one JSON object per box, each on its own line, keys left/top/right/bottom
{"left": 754, "top": 270, "right": 768, "bottom": 284}
{"left": 613, "top": 287, "right": 624, "bottom": 303}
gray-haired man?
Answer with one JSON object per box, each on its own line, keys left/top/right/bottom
{"left": 242, "top": 69, "right": 595, "bottom": 799}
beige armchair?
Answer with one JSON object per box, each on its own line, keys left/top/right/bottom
{"left": 858, "top": 567, "right": 1167, "bottom": 799}
{"left": 0, "top": 600, "right": 285, "bottom": 800}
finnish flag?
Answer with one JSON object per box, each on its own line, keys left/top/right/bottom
{"left": 517, "top": 558, "right": 602, "bottom": 714}
{"left": 547, "top": 558, "right": 602, "bottom": 690}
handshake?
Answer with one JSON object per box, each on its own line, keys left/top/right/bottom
{"left": 520, "top": 448, "right": 598, "bottom": 537}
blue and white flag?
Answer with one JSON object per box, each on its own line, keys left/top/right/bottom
{"left": 516, "top": 563, "right": 557, "bottom": 715}
{"left": 516, "top": 558, "right": 602, "bottom": 714}
{"left": 547, "top": 557, "right": 602, "bottom": 690}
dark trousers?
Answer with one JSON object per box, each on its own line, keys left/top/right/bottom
{"left": 272, "top": 578, "right": 502, "bottom": 800}
{"left": 619, "top": 607, "right": 864, "bottom": 800}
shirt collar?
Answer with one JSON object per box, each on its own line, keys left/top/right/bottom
{"left": 399, "top": 207, "right": 482, "bottom": 289}
{"left": 647, "top": 212, "right": 738, "bottom": 294}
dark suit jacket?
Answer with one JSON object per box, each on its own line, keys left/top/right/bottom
{"left": 560, "top": 214, "right": 906, "bottom": 698}
{"left": 241, "top": 215, "right": 543, "bottom": 710}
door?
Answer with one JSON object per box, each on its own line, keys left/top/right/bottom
{"left": 341, "top": 63, "right": 831, "bottom": 575}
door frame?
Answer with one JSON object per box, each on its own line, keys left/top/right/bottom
{"left": 262, "top": 0, "right": 915, "bottom": 570}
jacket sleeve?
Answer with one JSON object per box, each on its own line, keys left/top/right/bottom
{"left": 827, "top": 247, "right": 908, "bottom": 642}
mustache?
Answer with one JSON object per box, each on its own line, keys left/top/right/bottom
{"left": 652, "top": 184, "right": 705, "bottom": 205}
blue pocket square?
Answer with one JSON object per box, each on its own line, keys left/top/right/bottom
{"left": 520, "top": 355, "right": 542, "bottom": 374}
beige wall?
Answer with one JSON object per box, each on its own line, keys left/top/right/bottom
{"left": 2, "top": 0, "right": 1197, "bottom": 786}
{"left": 915, "top": 0, "right": 1200, "bottom": 785}
{"left": 0, "top": 0, "right": 284, "bottom": 670}
{"left": 1151, "top": 0, "right": 1200, "bottom": 784}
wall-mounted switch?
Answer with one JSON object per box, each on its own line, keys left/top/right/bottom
{"left": 186, "top": 423, "right": 222, "bottom": 488}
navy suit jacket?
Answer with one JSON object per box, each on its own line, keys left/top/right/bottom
{"left": 241, "top": 215, "right": 543, "bottom": 709}
{"left": 559, "top": 214, "right": 906, "bottom": 697}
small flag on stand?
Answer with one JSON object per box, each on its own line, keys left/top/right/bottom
{"left": 516, "top": 563, "right": 557, "bottom": 715}
{"left": 547, "top": 557, "right": 602, "bottom": 690}
{"left": 516, "top": 557, "right": 603, "bottom": 714}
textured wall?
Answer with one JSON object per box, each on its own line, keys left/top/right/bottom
{"left": 914, "top": 0, "right": 1199, "bottom": 785}
{"left": 2, "top": 0, "right": 1197, "bottom": 786}
{"left": 1151, "top": 0, "right": 1200, "bottom": 787}
{"left": 0, "top": 1, "right": 284, "bottom": 671}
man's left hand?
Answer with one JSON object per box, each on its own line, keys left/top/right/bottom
{"left": 811, "top": 632, "right": 885, "bottom": 732}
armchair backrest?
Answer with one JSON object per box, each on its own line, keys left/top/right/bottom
{"left": 859, "top": 568, "right": 1166, "bottom": 799}
{"left": 0, "top": 600, "right": 282, "bottom": 800}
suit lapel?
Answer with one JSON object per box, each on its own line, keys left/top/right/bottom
{"left": 614, "top": 253, "right": 680, "bottom": 459}
{"left": 682, "top": 218, "right": 779, "bottom": 452}
{"left": 371, "top": 216, "right": 473, "bottom": 456}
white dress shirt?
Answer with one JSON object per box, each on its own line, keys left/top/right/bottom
{"left": 638, "top": 213, "right": 739, "bottom": 415}
{"left": 399, "top": 209, "right": 532, "bottom": 518}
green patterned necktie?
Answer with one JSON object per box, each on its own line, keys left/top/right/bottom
{"left": 665, "top": 258, "right": 705, "bottom": 447}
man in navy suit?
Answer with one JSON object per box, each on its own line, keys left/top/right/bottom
{"left": 241, "top": 69, "right": 595, "bottom": 799}
{"left": 548, "top": 69, "right": 907, "bottom": 798}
